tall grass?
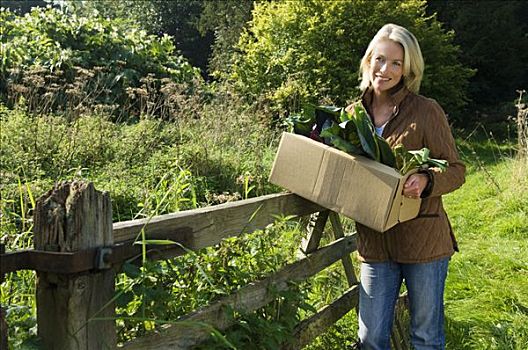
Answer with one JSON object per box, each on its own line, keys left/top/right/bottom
{"left": 2, "top": 74, "right": 528, "bottom": 348}
{"left": 444, "top": 155, "right": 527, "bottom": 349}
{"left": 0, "top": 78, "right": 289, "bottom": 347}
{"left": 515, "top": 90, "right": 528, "bottom": 159}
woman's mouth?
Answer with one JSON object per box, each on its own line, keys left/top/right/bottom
{"left": 376, "top": 75, "right": 391, "bottom": 82}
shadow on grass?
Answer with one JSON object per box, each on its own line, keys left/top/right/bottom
{"left": 388, "top": 314, "right": 517, "bottom": 349}
{"left": 456, "top": 122, "right": 518, "bottom": 168}
{"left": 445, "top": 316, "right": 473, "bottom": 349}
{"left": 187, "top": 152, "right": 244, "bottom": 197}
{"left": 445, "top": 315, "right": 528, "bottom": 350}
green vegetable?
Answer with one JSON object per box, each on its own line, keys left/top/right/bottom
{"left": 287, "top": 103, "right": 448, "bottom": 174}
{"left": 394, "top": 145, "right": 449, "bottom": 174}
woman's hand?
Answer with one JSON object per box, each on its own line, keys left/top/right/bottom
{"left": 403, "top": 173, "right": 429, "bottom": 199}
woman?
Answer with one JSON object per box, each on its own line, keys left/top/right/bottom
{"left": 346, "top": 24, "right": 466, "bottom": 349}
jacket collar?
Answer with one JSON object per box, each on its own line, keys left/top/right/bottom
{"left": 361, "top": 82, "right": 411, "bottom": 118}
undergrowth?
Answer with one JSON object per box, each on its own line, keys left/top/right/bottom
{"left": 1, "top": 96, "right": 527, "bottom": 348}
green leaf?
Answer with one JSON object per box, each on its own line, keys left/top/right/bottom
{"left": 133, "top": 239, "right": 178, "bottom": 245}
{"left": 116, "top": 291, "right": 135, "bottom": 308}
{"left": 376, "top": 134, "right": 396, "bottom": 168}
{"left": 122, "top": 262, "right": 142, "bottom": 279}
{"left": 319, "top": 119, "right": 340, "bottom": 138}
{"left": 339, "top": 120, "right": 362, "bottom": 150}
{"left": 324, "top": 134, "right": 363, "bottom": 155}
{"left": 315, "top": 105, "right": 341, "bottom": 116}
{"left": 352, "top": 104, "right": 380, "bottom": 161}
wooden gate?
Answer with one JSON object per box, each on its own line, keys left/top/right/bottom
{"left": 0, "top": 181, "right": 409, "bottom": 349}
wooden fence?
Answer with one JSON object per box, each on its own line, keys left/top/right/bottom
{"left": 0, "top": 181, "right": 409, "bottom": 349}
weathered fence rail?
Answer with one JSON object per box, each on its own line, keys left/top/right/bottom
{"left": 1, "top": 191, "right": 322, "bottom": 276}
{"left": 0, "top": 181, "right": 409, "bottom": 349}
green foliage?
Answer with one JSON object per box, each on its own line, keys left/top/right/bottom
{"left": 198, "top": 0, "right": 255, "bottom": 79}
{"left": 0, "top": 87, "right": 280, "bottom": 346}
{"left": 54, "top": 0, "right": 214, "bottom": 77}
{"left": 443, "top": 156, "right": 528, "bottom": 349}
{"left": 230, "top": 0, "right": 473, "bottom": 119}
{"left": 197, "top": 285, "right": 312, "bottom": 349}
{"left": 113, "top": 215, "right": 306, "bottom": 345}
{"left": 2, "top": 103, "right": 528, "bottom": 348}
{"left": 50, "top": 0, "right": 162, "bottom": 31}
{"left": 393, "top": 145, "right": 448, "bottom": 174}
{"left": 427, "top": 0, "right": 528, "bottom": 116}
{"left": 1, "top": 0, "right": 47, "bottom": 14}
{"left": 288, "top": 103, "right": 448, "bottom": 173}
{"left": 0, "top": 6, "right": 200, "bottom": 120}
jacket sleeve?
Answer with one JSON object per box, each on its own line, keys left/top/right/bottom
{"left": 423, "top": 100, "right": 466, "bottom": 197}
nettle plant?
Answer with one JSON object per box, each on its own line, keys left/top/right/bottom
{"left": 0, "top": 7, "right": 202, "bottom": 121}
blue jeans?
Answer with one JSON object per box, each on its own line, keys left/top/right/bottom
{"left": 358, "top": 258, "right": 449, "bottom": 350}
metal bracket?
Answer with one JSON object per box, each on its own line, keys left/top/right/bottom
{"left": 1, "top": 228, "right": 192, "bottom": 275}
{"left": 95, "top": 247, "right": 113, "bottom": 270}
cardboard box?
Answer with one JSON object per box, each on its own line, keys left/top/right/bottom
{"left": 269, "top": 132, "right": 421, "bottom": 232}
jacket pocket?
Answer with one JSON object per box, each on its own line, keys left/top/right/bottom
{"left": 415, "top": 213, "right": 440, "bottom": 218}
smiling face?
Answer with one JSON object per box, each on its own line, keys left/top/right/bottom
{"left": 370, "top": 39, "right": 404, "bottom": 95}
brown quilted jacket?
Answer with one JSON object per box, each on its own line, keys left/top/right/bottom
{"left": 345, "top": 86, "right": 466, "bottom": 263}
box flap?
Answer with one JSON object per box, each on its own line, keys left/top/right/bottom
{"left": 337, "top": 155, "right": 400, "bottom": 231}
{"left": 269, "top": 133, "right": 327, "bottom": 199}
{"left": 313, "top": 146, "right": 349, "bottom": 209}
{"left": 397, "top": 170, "right": 421, "bottom": 222}
{"left": 399, "top": 196, "right": 422, "bottom": 221}
{"left": 384, "top": 169, "right": 421, "bottom": 231}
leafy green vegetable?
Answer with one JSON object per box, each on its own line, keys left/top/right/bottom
{"left": 394, "top": 145, "right": 449, "bottom": 174}
{"left": 287, "top": 103, "right": 448, "bottom": 174}
{"left": 376, "top": 133, "right": 397, "bottom": 167}
{"left": 350, "top": 104, "right": 381, "bottom": 162}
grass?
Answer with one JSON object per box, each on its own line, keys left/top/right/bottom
{"left": 0, "top": 90, "right": 287, "bottom": 348}
{"left": 1, "top": 92, "right": 527, "bottom": 348}
{"left": 443, "top": 155, "right": 528, "bottom": 349}
{"left": 305, "top": 131, "right": 528, "bottom": 349}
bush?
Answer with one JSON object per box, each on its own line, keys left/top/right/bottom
{"left": 0, "top": 6, "right": 201, "bottom": 121}
{"left": 229, "top": 0, "right": 473, "bottom": 121}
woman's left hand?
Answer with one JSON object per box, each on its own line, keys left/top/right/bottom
{"left": 403, "top": 173, "right": 429, "bottom": 199}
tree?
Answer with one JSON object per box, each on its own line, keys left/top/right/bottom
{"left": 1, "top": 6, "right": 200, "bottom": 119}
{"left": 53, "top": 0, "right": 213, "bottom": 78}
{"left": 427, "top": 0, "right": 528, "bottom": 117}
{"left": 1, "top": 0, "right": 48, "bottom": 13}
{"left": 229, "top": 0, "right": 474, "bottom": 122}
{"left": 145, "top": 1, "right": 214, "bottom": 79}
{"left": 198, "top": 0, "right": 255, "bottom": 78}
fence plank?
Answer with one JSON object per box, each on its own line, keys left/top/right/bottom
{"left": 34, "top": 182, "right": 116, "bottom": 350}
{"left": 113, "top": 193, "right": 322, "bottom": 252}
{"left": 329, "top": 212, "right": 358, "bottom": 286}
{"left": 392, "top": 293, "right": 410, "bottom": 349}
{"left": 299, "top": 210, "right": 329, "bottom": 255}
{"left": 282, "top": 285, "right": 359, "bottom": 350}
{"left": 121, "top": 234, "right": 358, "bottom": 349}
{"left": 0, "top": 306, "right": 7, "bottom": 350}
{"left": 0, "top": 244, "right": 7, "bottom": 350}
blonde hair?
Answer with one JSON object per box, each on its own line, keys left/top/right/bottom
{"left": 359, "top": 24, "right": 424, "bottom": 93}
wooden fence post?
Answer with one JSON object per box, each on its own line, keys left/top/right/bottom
{"left": 0, "top": 307, "right": 6, "bottom": 350}
{"left": 299, "top": 210, "right": 330, "bottom": 255}
{"left": 34, "top": 181, "right": 116, "bottom": 349}
{"left": 1, "top": 243, "right": 8, "bottom": 350}
{"left": 329, "top": 212, "right": 358, "bottom": 286}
